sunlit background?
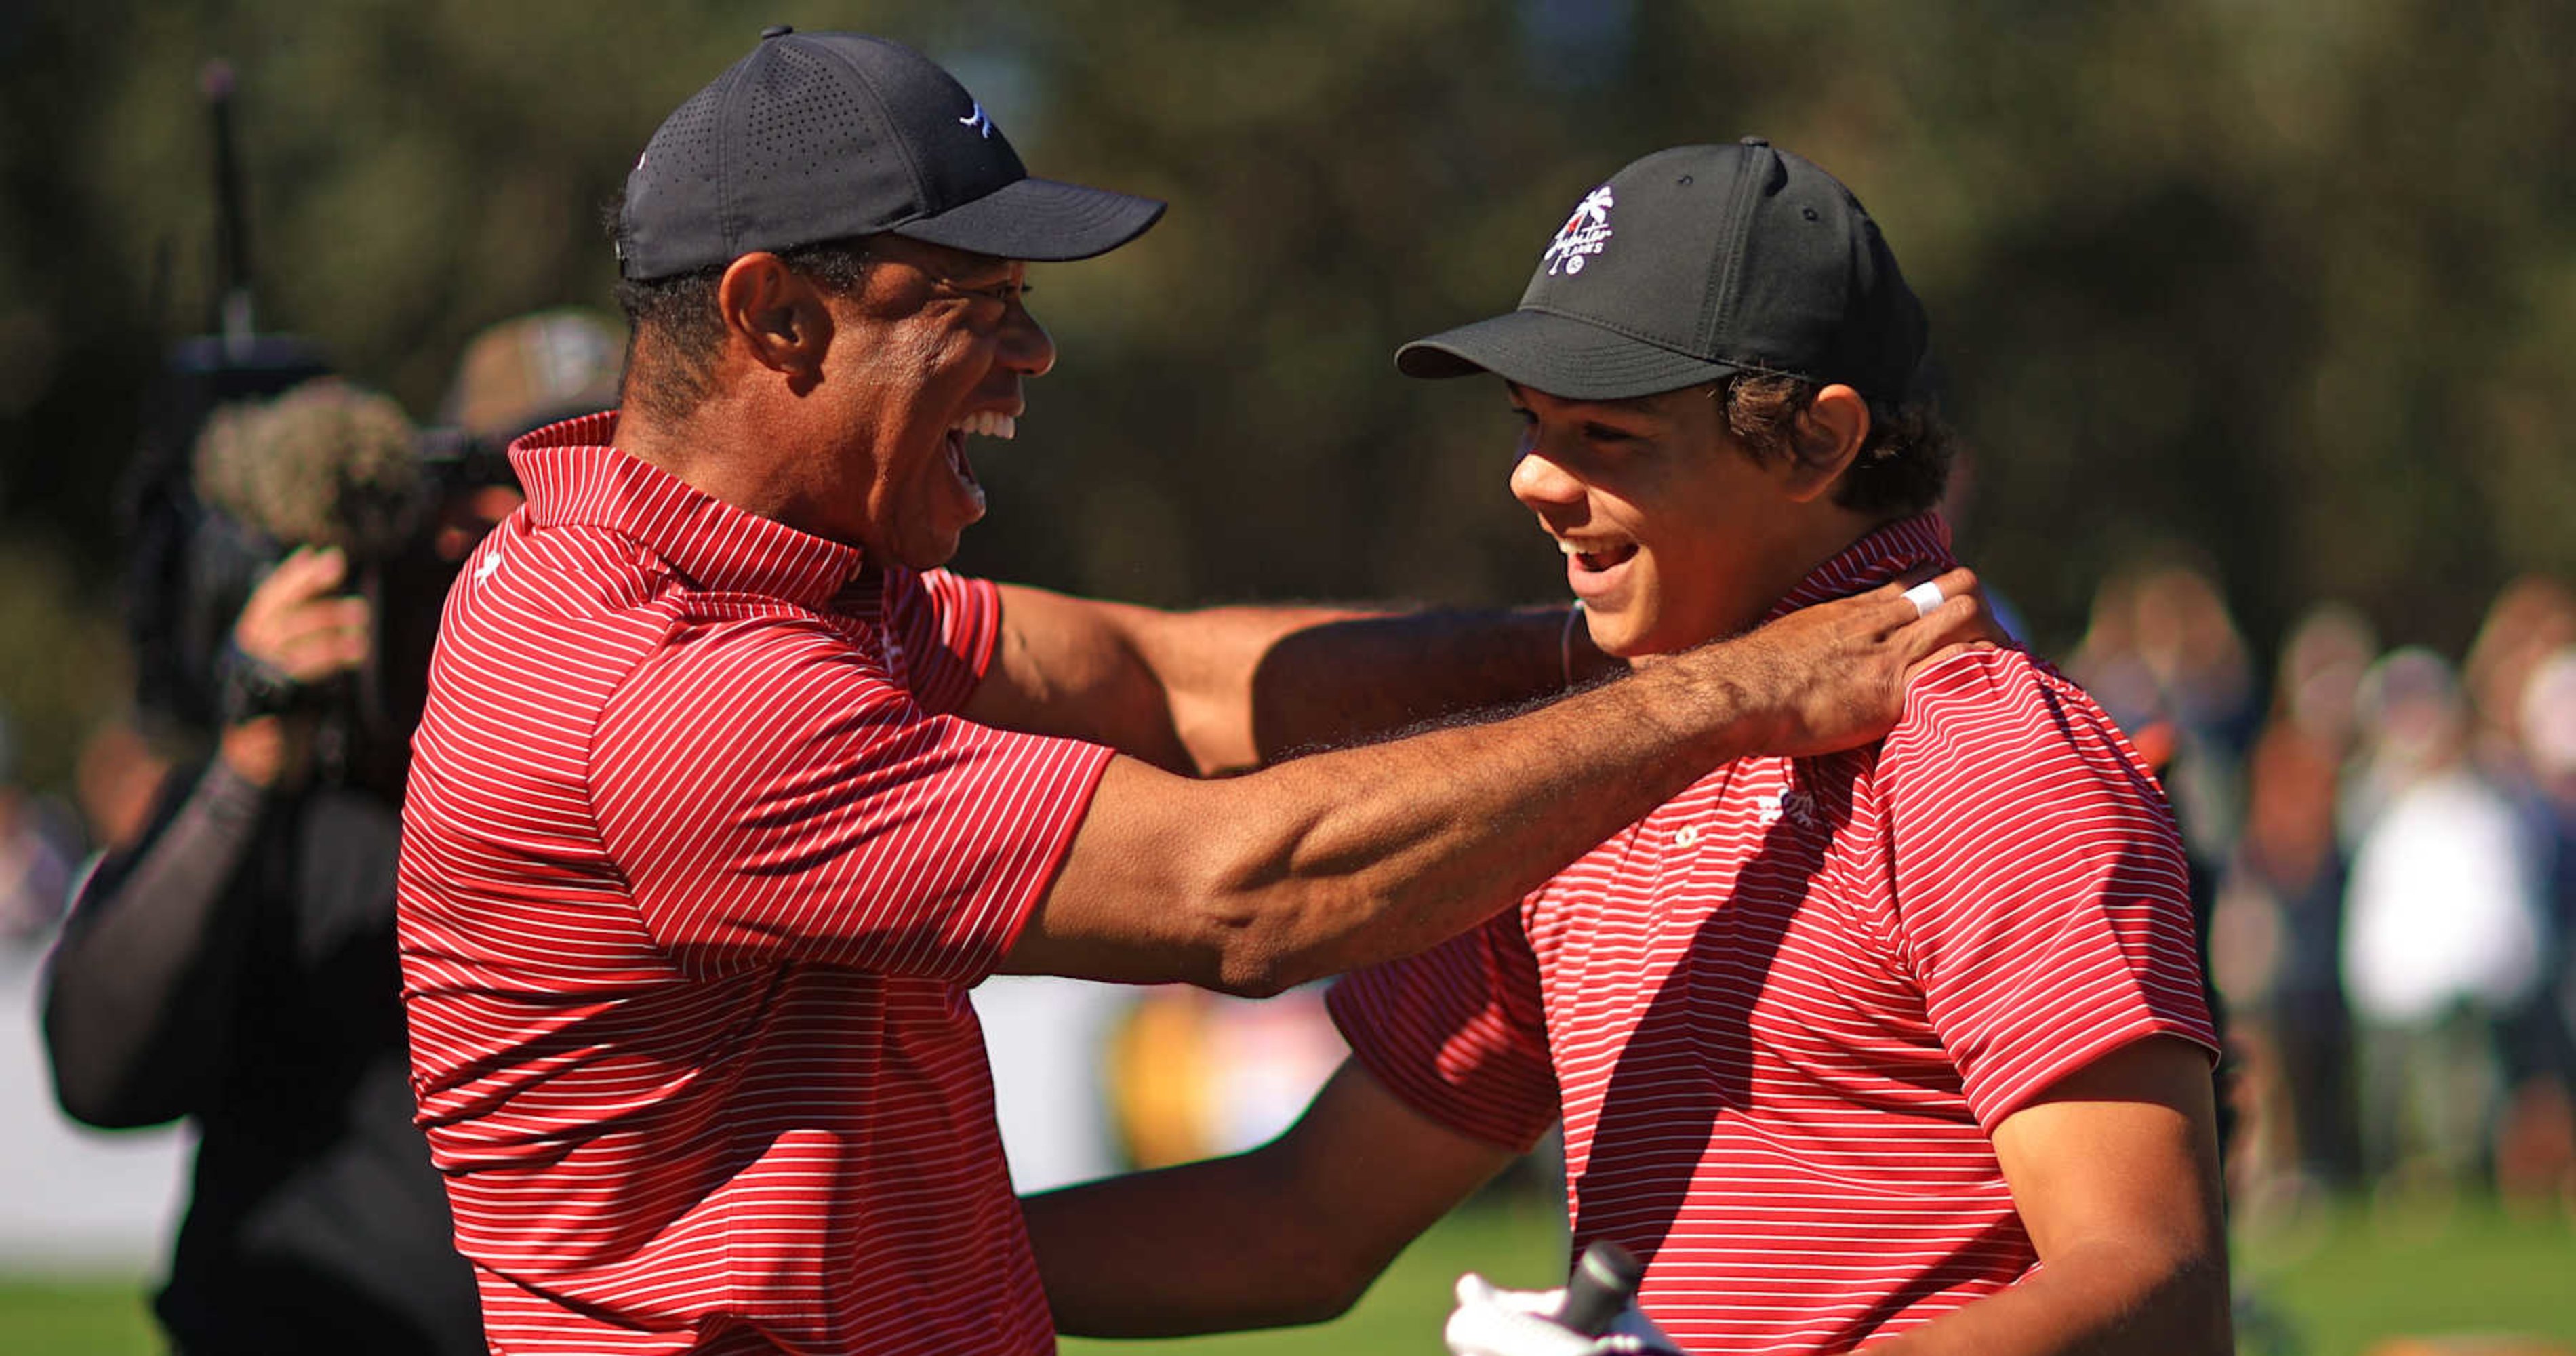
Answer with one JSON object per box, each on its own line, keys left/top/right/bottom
{"left": 2, "top": 2, "right": 2571, "bottom": 1353}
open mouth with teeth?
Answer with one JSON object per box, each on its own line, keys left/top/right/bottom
{"left": 1561, "top": 538, "right": 1640, "bottom": 573}
{"left": 942, "top": 411, "right": 1015, "bottom": 506}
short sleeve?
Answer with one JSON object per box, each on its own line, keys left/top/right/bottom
{"left": 1879, "top": 652, "right": 2218, "bottom": 1133}
{"left": 592, "top": 613, "right": 1114, "bottom": 982}
{"left": 877, "top": 567, "right": 1001, "bottom": 715}
{"left": 1327, "top": 913, "right": 1559, "bottom": 1151}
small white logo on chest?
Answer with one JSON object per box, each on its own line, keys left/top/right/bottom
{"left": 879, "top": 628, "right": 908, "bottom": 687}
{"left": 1758, "top": 788, "right": 1815, "bottom": 829}
{"left": 473, "top": 549, "right": 502, "bottom": 583}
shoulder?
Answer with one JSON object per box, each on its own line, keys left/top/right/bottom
{"left": 881, "top": 566, "right": 1005, "bottom": 711}
{"left": 900, "top": 565, "right": 993, "bottom": 610}
{"left": 436, "top": 519, "right": 676, "bottom": 671}
{"left": 888, "top": 565, "right": 1002, "bottom": 646}
{"left": 614, "top": 608, "right": 908, "bottom": 738}
{"left": 585, "top": 611, "right": 931, "bottom": 840}
{"left": 1884, "top": 647, "right": 2161, "bottom": 795}
{"left": 422, "top": 524, "right": 692, "bottom": 746}
{"left": 1869, "top": 652, "right": 2213, "bottom": 1106}
{"left": 1874, "top": 647, "right": 2182, "bottom": 873}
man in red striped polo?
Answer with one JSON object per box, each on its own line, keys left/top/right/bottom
{"left": 1024, "top": 144, "right": 2228, "bottom": 1355}
{"left": 396, "top": 37, "right": 1990, "bottom": 1355}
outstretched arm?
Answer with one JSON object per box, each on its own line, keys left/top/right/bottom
{"left": 968, "top": 584, "right": 1616, "bottom": 775}
{"left": 1001, "top": 571, "right": 1985, "bottom": 993}
{"left": 1876, "top": 1036, "right": 2232, "bottom": 1355}
{"left": 1025, "top": 1058, "right": 1518, "bottom": 1336}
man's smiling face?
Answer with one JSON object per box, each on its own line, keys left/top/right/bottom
{"left": 804, "top": 234, "right": 1054, "bottom": 569}
{"left": 1506, "top": 381, "right": 1813, "bottom": 659}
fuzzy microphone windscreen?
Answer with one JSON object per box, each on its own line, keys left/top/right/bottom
{"left": 191, "top": 377, "right": 424, "bottom": 561}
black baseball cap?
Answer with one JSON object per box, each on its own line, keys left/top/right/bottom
{"left": 1397, "top": 139, "right": 1926, "bottom": 403}
{"left": 616, "top": 28, "right": 1165, "bottom": 279}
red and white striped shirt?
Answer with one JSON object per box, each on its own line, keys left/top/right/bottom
{"left": 397, "top": 414, "right": 1112, "bottom": 1355}
{"left": 1330, "top": 515, "right": 2216, "bottom": 1355}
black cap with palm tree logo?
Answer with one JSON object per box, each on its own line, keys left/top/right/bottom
{"left": 1397, "top": 139, "right": 1927, "bottom": 404}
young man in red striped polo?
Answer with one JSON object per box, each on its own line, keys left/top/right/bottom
{"left": 395, "top": 37, "right": 1992, "bottom": 1355}
{"left": 1024, "top": 143, "right": 2229, "bottom": 1355}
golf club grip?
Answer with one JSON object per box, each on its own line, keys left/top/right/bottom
{"left": 1555, "top": 1240, "right": 1643, "bottom": 1336}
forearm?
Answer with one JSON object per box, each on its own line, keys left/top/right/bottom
{"left": 1083, "top": 598, "right": 1382, "bottom": 774}
{"left": 42, "top": 759, "right": 264, "bottom": 1126}
{"left": 1195, "top": 604, "right": 1607, "bottom": 766}
{"left": 983, "top": 585, "right": 1611, "bottom": 776}
{"left": 1026, "top": 1060, "right": 1510, "bottom": 1337}
{"left": 1027, "top": 1151, "right": 1371, "bottom": 1336}
{"left": 980, "top": 588, "right": 1366, "bottom": 774}
{"left": 1010, "top": 571, "right": 1977, "bottom": 990}
{"left": 1032, "top": 637, "right": 1773, "bottom": 993}
{"left": 1221, "top": 655, "right": 1750, "bottom": 982}
{"left": 1870, "top": 1239, "right": 2230, "bottom": 1355}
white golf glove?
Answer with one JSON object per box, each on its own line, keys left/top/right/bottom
{"left": 1443, "top": 1272, "right": 1682, "bottom": 1356}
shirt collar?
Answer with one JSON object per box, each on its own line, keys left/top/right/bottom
{"left": 508, "top": 412, "right": 874, "bottom": 612}
{"left": 1758, "top": 513, "right": 1956, "bottom": 627}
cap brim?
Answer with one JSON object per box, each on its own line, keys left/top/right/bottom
{"left": 1395, "top": 308, "right": 1742, "bottom": 401}
{"left": 889, "top": 176, "right": 1165, "bottom": 262}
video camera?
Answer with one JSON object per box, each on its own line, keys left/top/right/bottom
{"left": 127, "top": 351, "right": 514, "bottom": 789}
{"left": 122, "top": 62, "right": 525, "bottom": 788}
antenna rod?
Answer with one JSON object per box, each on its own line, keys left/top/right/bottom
{"left": 201, "top": 58, "right": 256, "bottom": 351}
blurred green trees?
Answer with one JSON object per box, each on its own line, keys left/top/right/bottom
{"left": 2, "top": 0, "right": 2571, "bottom": 789}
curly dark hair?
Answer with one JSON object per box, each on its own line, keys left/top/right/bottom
{"left": 607, "top": 205, "right": 874, "bottom": 427}
{"left": 1716, "top": 372, "right": 1955, "bottom": 517}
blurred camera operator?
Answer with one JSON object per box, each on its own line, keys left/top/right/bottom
{"left": 40, "top": 318, "right": 613, "bottom": 1355}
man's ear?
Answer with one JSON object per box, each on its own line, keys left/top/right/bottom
{"left": 1781, "top": 383, "right": 1872, "bottom": 503}
{"left": 717, "top": 252, "right": 833, "bottom": 380}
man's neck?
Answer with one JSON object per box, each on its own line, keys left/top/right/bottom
{"left": 613, "top": 395, "right": 792, "bottom": 525}
{"left": 610, "top": 405, "right": 707, "bottom": 485}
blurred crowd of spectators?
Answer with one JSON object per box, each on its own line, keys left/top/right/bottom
{"left": 0, "top": 715, "right": 159, "bottom": 947}
{"left": 2075, "top": 565, "right": 2576, "bottom": 1215}
{"left": 0, "top": 718, "right": 81, "bottom": 944}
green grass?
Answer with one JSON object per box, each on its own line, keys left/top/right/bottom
{"left": 0, "top": 1279, "right": 158, "bottom": 1356}
{"left": 4, "top": 1198, "right": 2566, "bottom": 1355}
{"left": 2234, "top": 1199, "right": 2576, "bottom": 1355}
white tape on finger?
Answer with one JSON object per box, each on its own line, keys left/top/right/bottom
{"left": 1902, "top": 581, "right": 1946, "bottom": 619}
